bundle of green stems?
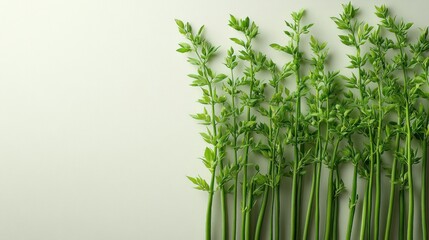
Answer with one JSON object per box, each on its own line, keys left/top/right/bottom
{"left": 176, "top": 3, "right": 429, "bottom": 239}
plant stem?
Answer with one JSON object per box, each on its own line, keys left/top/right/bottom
{"left": 255, "top": 153, "right": 275, "bottom": 240}
{"left": 276, "top": 144, "right": 283, "bottom": 240}
{"left": 297, "top": 174, "right": 302, "bottom": 239}
{"left": 270, "top": 144, "right": 277, "bottom": 240}
{"left": 399, "top": 164, "right": 406, "bottom": 240}
{"left": 233, "top": 173, "right": 238, "bottom": 240}
{"left": 315, "top": 153, "right": 322, "bottom": 240}
{"left": 290, "top": 96, "right": 302, "bottom": 240}
{"left": 220, "top": 187, "right": 228, "bottom": 240}
{"left": 194, "top": 47, "right": 220, "bottom": 240}
{"left": 275, "top": 183, "right": 280, "bottom": 240}
{"left": 270, "top": 170, "right": 275, "bottom": 240}
{"left": 245, "top": 180, "right": 254, "bottom": 240}
{"left": 303, "top": 130, "right": 320, "bottom": 239}
{"left": 207, "top": 82, "right": 221, "bottom": 240}
{"left": 290, "top": 19, "right": 303, "bottom": 239}
{"left": 333, "top": 168, "right": 341, "bottom": 240}
{"left": 255, "top": 184, "right": 269, "bottom": 240}
{"left": 242, "top": 43, "right": 255, "bottom": 240}
{"left": 324, "top": 139, "right": 340, "bottom": 240}
{"left": 406, "top": 122, "right": 414, "bottom": 240}
{"left": 367, "top": 131, "right": 375, "bottom": 239}
{"left": 397, "top": 34, "right": 414, "bottom": 239}
{"left": 373, "top": 72, "right": 384, "bottom": 240}
{"left": 351, "top": 29, "right": 371, "bottom": 240}
{"left": 321, "top": 89, "right": 330, "bottom": 240}
{"left": 303, "top": 162, "right": 317, "bottom": 240}
{"left": 359, "top": 179, "right": 370, "bottom": 240}
{"left": 255, "top": 105, "right": 280, "bottom": 240}
{"left": 324, "top": 158, "right": 334, "bottom": 240}
{"left": 346, "top": 163, "right": 358, "bottom": 240}
{"left": 422, "top": 136, "right": 428, "bottom": 240}
{"left": 230, "top": 68, "right": 239, "bottom": 240}
{"left": 206, "top": 171, "right": 216, "bottom": 240}
{"left": 384, "top": 113, "right": 400, "bottom": 240}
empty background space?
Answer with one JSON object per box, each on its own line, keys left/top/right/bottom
{"left": 0, "top": 0, "right": 428, "bottom": 239}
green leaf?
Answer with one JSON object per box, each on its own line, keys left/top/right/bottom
{"left": 187, "top": 176, "right": 210, "bottom": 191}
{"left": 230, "top": 38, "right": 245, "bottom": 46}
{"left": 197, "top": 25, "right": 205, "bottom": 36}
{"left": 200, "top": 132, "right": 214, "bottom": 144}
{"left": 188, "top": 74, "right": 208, "bottom": 86}
{"left": 177, "top": 43, "right": 191, "bottom": 53}
{"left": 213, "top": 74, "right": 227, "bottom": 83}
{"left": 187, "top": 57, "right": 200, "bottom": 66}
{"left": 204, "top": 147, "right": 215, "bottom": 163}
{"left": 270, "top": 43, "right": 284, "bottom": 51}
{"left": 175, "top": 19, "right": 185, "bottom": 29}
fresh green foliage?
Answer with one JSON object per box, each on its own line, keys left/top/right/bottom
{"left": 176, "top": 3, "right": 429, "bottom": 240}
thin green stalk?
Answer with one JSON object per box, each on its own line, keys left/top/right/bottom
{"left": 315, "top": 154, "right": 322, "bottom": 240}
{"left": 255, "top": 184, "right": 269, "bottom": 240}
{"left": 270, "top": 140, "right": 278, "bottom": 240}
{"left": 291, "top": 141, "right": 299, "bottom": 240}
{"left": 193, "top": 46, "right": 221, "bottom": 240}
{"left": 324, "top": 152, "right": 335, "bottom": 240}
{"left": 297, "top": 175, "right": 303, "bottom": 240}
{"left": 275, "top": 183, "right": 280, "bottom": 240}
{"left": 242, "top": 114, "right": 252, "bottom": 240}
{"left": 346, "top": 163, "right": 358, "bottom": 240}
{"left": 399, "top": 163, "right": 406, "bottom": 240}
{"left": 303, "top": 132, "right": 320, "bottom": 239}
{"left": 241, "top": 43, "right": 255, "bottom": 240}
{"left": 303, "top": 162, "right": 317, "bottom": 239}
{"left": 207, "top": 82, "right": 221, "bottom": 240}
{"left": 422, "top": 136, "right": 427, "bottom": 240}
{"left": 290, "top": 85, "right": 301, "bottom": 240}
{"left": 216, "top": 130, "right": 227, "bottom": 240}
{"left": 384, "top": 113, "right": 401, "bottom": 240}
{"left": 245, "top": 180, "right": 254, "bottom": 240}
{"left": 333, "top": 168, "right": 341, "bottom": 240}
{"left": 177, "top": 21, "right": 232, "bottom": 238}
{"left": 359, "top": 180, "right": 370, "bottom": 240}
{"left": 270, "top": 170, "right": 275, "bottom": 240}
{"left": 290, "top": 21, "right": 303, "bottom": 240}
{"left": 374, "top": 70, "right": 384, "bottom": 240}
{"left": 347, "top": 19, "right": 371, "bottom": 240}
{"left": 324, "top": 139, "right": 340, "bottom": 240}
{"left": 335, "top": 7, "right": 373, "bottom": 237}
{"left": 406, "top": 122, "right": 414, "bottom": 240}
{"left": 397, "top": 36, "right": 414, "bottom": 240}
{"left": 206, "top": 170, "right": 216, "bottom": 240}
{"left": 367, "top": 131, "right": 375, "bottom": 239}
{"left": 275, "top": 145, "right": 283, "bottom": 240}
{"left": 233, "top": 166, "right": 239, "bottom": 240}
{"left": 230, "top": 67, "right": 239, "bottom": 240}
{"left": 332, "top": 200, "right": 338, "bottom": 240}
{"left": 255, "top": 102, "right": 280, "bottom": 240}
{"left": 321, "top": 87, "right": 331, "bottom": 240}
{"left": 220, "top": 187, "right": 228, "bottom": 240}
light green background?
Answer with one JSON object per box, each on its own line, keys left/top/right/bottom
{"left": 0, "top": 0, "right": 427, "bottom": 239}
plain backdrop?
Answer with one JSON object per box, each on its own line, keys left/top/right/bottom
{"left": 0, "top": 0, "right": 428, "bottom": 239}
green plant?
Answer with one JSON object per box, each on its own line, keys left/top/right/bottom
{"left": 270, "top": 10, "right": 314, "bottom": 239}
{"left": 228, "top": 15, "right": 267, "bottom": 240}
{"left": 176, "top": 3, "right": 429, "bottom": 239}
{"left": 331, "top": 4, "right": 375, "bottom": 239}
{"left": 176, "top": 20, "right": 230, "bottom": 240}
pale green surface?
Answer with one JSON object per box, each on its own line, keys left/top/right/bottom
{"left": 0, "top": 0, "right": 427, "bottom": 239}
